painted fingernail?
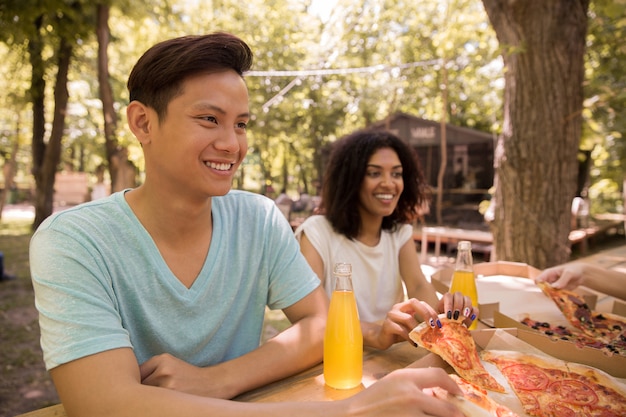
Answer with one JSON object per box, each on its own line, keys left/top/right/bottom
{"left": 463, "top": 307, "right": 471, "bottom": 317}
{"left": 447, "top": 311, "right": 452, "bottom": 320}
{"left": 470, "top": 314, "right": 477, "bottom": 321}
{"left": 436, "top": 319, "right": 442, "bottom": 328}
{"left": 412, "top": 341, "right": 418, "bottom": 347}
{"left": 429, "top": 318, "right": 436, "bottom": 328}
{"left": 453, "top": 310, "right": 460, "bottom": 320}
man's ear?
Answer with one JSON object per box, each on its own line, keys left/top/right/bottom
{"left": 127, "top": 101, "right": 154, "bottom": 145}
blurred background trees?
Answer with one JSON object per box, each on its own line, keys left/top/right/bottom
{"left": 0, "top": 0, "right": 624, "bottom": 266}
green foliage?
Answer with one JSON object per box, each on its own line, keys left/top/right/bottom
{"left": 1, "top": 0, "right": 624, "bottom": 209}
{"left": 582, "top": 0, "right": 626, "bottom": 214}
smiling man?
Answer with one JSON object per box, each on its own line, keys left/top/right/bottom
{"left": 30, "top": 33, "right": 466, "bottom": 417}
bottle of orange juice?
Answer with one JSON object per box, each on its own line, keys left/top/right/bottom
{"left": 323, "top": 262, "right": 363, "bottom": 389}
{"left": 449, "top": 240, "right": 478, "bottom": 330}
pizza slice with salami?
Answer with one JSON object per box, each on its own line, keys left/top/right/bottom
{"left": 536, "top": 281, "right": 596, "bottom": 336}
{"left": 409, "top": 314, "right": 505, "bottom": 393}
{"left": 536, "top": 281, "right": 626, "bottom": 355}
{"left": 482, "top": 350, "right": 626, "bottom": 417}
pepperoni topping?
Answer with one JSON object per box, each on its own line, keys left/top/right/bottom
{"left": 500, "top": 363, "right": 549, "bottom": 390}
{"left": 546, "top": 379, "right": 598, "bottom": 406}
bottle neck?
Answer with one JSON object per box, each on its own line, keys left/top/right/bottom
{"left": 455, "top": 249, "right": 473, "bottom": 271}
{"left": 334, "top": 274, "right": 354, "bottom": 292}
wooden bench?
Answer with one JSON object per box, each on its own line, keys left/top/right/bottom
{"left": 416, "top": 226, "right": 494, "bottom": 263}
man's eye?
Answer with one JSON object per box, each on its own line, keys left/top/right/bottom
{"left": 236, "top": 122, "right": 248, "bottom": 130}
{"left": 202, "top": 116, "right": 217, "bottom": 123}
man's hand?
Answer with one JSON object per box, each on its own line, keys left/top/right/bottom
{"left": 140, "top": 353, "right": 232, "bottom": 399}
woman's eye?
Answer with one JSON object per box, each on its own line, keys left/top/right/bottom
{"left": 366, "top": 171, "right": 381, "bottom": 178}
{"left": 392, "top": 172, "right": 403, "bottom": 178}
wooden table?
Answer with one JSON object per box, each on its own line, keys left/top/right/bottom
{"left": 15, "top": 343, "right": 431, "bottom": 416}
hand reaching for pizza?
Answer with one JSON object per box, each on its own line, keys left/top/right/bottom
{"left": 535, "top": 264, "right": 585, "bottom": 290}
{"left": 438, "top": 291, "right": 479, "bottom": 329}
{"left": 363, "top": 295, "right": 478, "bottom": 350}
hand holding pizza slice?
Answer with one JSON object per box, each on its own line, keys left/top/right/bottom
{"left": 409, "top": 314, "right": 505, "bottom": 393}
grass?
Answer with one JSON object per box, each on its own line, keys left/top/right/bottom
{"left": 0, "top": 217, "right": 60, "bottom": 417}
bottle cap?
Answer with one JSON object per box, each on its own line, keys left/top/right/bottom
{"left": 458, "top": 240, "right": 472, "bottom": 251}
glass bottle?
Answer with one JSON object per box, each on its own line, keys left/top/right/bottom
{"left": 449, "top": 240, "right": 479, "bottom": 330}
{"left": 323, "top": 262, "right": 363, "bottom": 389}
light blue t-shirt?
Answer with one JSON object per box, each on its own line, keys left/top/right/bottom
{"left": 30, "top": 190, "right": 320, "bottom": 370}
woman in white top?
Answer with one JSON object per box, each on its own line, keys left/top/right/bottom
{"left": 296, "top": 129, "right": 478, "bottom": 350}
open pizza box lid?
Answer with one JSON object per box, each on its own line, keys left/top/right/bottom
{"left": 431, "top": 261, "right": 626, "bottom": 378}
{"left": 408, "top": 328, "right": 626, "bottom": 417}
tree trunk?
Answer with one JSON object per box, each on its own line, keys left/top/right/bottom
{"left": 33, "top": 37, "right": 73, "bottom": 229}
{"left": 481, "top": 0, "right": 589, "bottom": 269}
{"left": 28, "top": 16, "right": 48, "bottom": 231}
{"left": 0, "top": 128, "right": 19, "bottom": 220}
{"left": 96, "top": 3, "right": 127, "bottom": 192}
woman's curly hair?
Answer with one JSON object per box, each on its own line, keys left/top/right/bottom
{"left": 320, "top": 129, "right": 430, "bottom": 240}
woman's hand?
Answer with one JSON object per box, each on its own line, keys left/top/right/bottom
{"left": 437, "top": 292, "right": 478, "bottom": 329}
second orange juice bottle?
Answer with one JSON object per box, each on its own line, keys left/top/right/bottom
{"left": 449, "top": 240, "right": 478, "bottom": 330}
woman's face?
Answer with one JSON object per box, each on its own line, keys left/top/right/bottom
{"left": 358, "top": 147, "right": 404, "bottom": 218}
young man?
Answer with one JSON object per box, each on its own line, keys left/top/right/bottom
{"left": 30, "top": 33, "right": 465, "bottom": 416}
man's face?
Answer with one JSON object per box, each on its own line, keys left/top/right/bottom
{"left": 144, "top": 70, "right": 250, "bottom": 198}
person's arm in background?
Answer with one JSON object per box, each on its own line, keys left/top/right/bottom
{"left": 535, "top": 263, "right": 626, "bottom": 301}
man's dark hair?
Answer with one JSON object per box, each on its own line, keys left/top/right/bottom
{"left": 320, "top": 129, "right": 430, "bottom": 239}
{"left": 127, "top": 32, "right": 253, "bottom": 120}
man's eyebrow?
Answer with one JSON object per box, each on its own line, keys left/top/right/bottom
{"left": 191, "top": 102, "right": 250, "bottom": 118}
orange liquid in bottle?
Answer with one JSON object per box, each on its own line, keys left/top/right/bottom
{"left": 323, "top": 290, "right": 363, "bottom": 389}
{"left": 450, "top": 270, "right": 478, "bottom": 330}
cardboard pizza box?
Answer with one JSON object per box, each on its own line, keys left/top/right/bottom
{"left": 493, "top": 311, "right": 626, "bottom": 378}
{"left": 431, "top": 261, "right": 626, "bottom": 379}
{"left": 430, "top": 261, "right": 598, "bottom": 324}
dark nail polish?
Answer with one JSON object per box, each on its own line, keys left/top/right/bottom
{"left": 453, "top": 310, "right": 460, "bottom": 320}
{"left": 470, "top": 314, "right": 477, "bottom": 321}
{"left": 436, "top": 319, "right": 442, "bottom": 328}
{"left": 447, "top": 311, "right": 452, "bottom": 320}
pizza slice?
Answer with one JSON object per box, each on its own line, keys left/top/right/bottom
{"left": 482, "top": 349, "right": 626, "bottom": 417}
{"left": 409, "top": 314, "right": 505, "bottom": 392}
{"left": 536, "top": 281, "right": 596, "bottom": 336}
